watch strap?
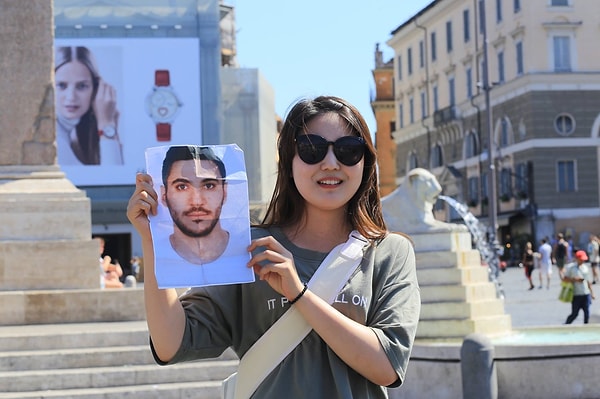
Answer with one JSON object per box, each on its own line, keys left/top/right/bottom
{"left": 157, "top": 123, "right": 171, "bottom": 141}
{"left": 155, "top": 70, "right": 170, "bottom": 87}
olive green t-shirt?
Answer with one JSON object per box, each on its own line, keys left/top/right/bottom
{"left": 152, "top": 227, "right": 420, "bottom": 398}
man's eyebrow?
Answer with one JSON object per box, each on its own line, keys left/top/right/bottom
{"left": 169, "top": 177, "right": 191, "bottom": 186}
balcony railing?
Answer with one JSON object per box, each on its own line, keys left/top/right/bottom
{"left": 433, "top": 105, "right": 459, "bottom": 127}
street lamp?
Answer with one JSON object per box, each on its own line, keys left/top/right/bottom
{"left": 480, "top": 1, "right": 499, "bottom": 254}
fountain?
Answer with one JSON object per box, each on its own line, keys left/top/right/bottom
{"left": 382, "top": 168, "right": 600, "bottom": 399}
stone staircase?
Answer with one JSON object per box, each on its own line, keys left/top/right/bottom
{"left": 411, "top": 231, "right": 512, "bottom": 339}
{"left": 0, "top": 321, "right": 239, "bottom": 399}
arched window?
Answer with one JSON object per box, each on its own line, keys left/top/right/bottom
{"left": 464, "top": 130, "right": 479, "bottom": 158}
{"left": 430, "top": 144, "right": 444, "bottom": 168}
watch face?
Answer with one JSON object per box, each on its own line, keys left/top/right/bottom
{"left": 145, "top": 87, "right": 181, "bottom": 122}
{"left": 101, "top": 125, "right": 117, "bottom": 138}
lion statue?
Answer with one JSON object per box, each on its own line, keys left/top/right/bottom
{"left": 381, "top": 168, "right": 467, "bottom": 234}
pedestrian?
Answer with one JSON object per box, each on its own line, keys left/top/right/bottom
{"left": 127, "top": 95, "right": 421, "bottom": 398}
{"left": 553, "top": 233, "right": 569, "bottom": 278}
{"left": 587, "top": 234, "right": 599, "bottom": 284}
{"left": 537, "top": 238, "right": 553, "bottom": 289}
{"left": 522, "top": 241, "right": 535, "bottom": 290}
{"left": 563, "top": 250, "right": 595, "bottom": 324}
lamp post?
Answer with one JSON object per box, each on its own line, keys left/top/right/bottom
{"left": 481, "top": 1, "right": 499, "bottom": 254}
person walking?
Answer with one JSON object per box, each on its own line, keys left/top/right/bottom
{"left": 553, "top": 233, "right": 569, "bottom": 278}
{"left": 127, "top": 95, "right": 421, "bottom": 398}
{"left": 537, "top": 238, "right": 553, "bottom": 289}
{"left": 587, "top": 234, "right": 599, "bottom": 284}
{"left": 563, "top": 250, "right": 595, "bottom": 324}
{"left": 522, "top": 241, "right": 535, "bottom": 290}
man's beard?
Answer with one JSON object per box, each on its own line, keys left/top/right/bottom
{"left": 167, "top": 202, "right": 223, "bottom": 238}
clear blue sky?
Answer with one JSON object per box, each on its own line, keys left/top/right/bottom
{"left": 231, "top": 0, "right": 433, "bottom": 134}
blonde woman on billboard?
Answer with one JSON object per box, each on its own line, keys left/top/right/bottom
{"left": 54, "top": 46, "right": 123, "bottom": 165}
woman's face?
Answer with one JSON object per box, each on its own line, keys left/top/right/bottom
{"left": 55, "top": 60, "right": 94, "bottom": 120}
{"left": 292, "top": 112, "right": 364, "bottom": 216}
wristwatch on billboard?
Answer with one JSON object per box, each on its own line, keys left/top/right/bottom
{"left": 145, "top": 70, "right": 182, "bottom": 142}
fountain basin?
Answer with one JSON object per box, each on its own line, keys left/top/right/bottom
{"left": 389, "top": 325, "right": 600, "bottom": 399}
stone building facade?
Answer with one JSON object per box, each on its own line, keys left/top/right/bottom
{"left": 382, "top": 0, "right": 600, "bottom": 252}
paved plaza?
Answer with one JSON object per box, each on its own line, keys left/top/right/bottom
{"left": 496, "top": 264, "right": 600, "bottom": 327}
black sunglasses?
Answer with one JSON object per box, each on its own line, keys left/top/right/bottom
{"left": 295, "top": 134, "right": 366, "bottom": 166}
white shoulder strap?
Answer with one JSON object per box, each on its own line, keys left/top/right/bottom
{"left": 233, "top": 231, "right": 368, "bottom": 399}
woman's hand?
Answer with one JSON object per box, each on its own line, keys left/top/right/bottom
{"left": 247, "top": 236, "right": 305, "bottom": 301}
{"left": 126, "top": 173, "right": 158, "bottom": 240}
{"left": 94, "top": 79, "right": 118, "bottom": 131}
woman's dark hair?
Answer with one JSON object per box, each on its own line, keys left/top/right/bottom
{"left": 257, "top": 95, "right": 387, "bottom": 240}
{"left": 55, "top": 46, "right": 101, "bottom": 165}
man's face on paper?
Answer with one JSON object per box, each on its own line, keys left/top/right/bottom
{"left": 162, "top": 159, "right": 226, "bottom": 238}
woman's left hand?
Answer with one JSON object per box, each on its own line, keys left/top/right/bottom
{"left": 247, "top": 236, "right": 305, "bottom": 301}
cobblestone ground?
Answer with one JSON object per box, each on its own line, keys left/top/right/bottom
{"left": 497, "top": 264, "right": 600, "bottom": 327}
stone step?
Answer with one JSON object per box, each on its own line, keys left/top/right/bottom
{"left": 0, "top": 361, "right": 238, "bottom": 392}
{"left": 0, "top": 381, "right": 223, "bottom": 399}
{"left": 0, "top": 321, "right": 239, "bottom": 398}
{"left": 420, "top": 282, "right": 500, "bottom": 303}
{"left": 417, "top": 265, "right": 489, "bottom": 285}
{"left": 417, "top": 314, "right": 513, "bottom": 339}
{"left": 0, "top": 344, "right": 154, "bottom": 371}
{"left": 0, "top": 289, "right": 146, "bottom": 325}
{"left": 0, "top": 321, "right": 148, "bottom": 351}
{"left": 410, "top": 231, "right": 473, "bottom": 252}
{"left": 420, "top": 299, "right": 507, "bottom": 320}
{"left": 415, "top": 249, "right": 481, "bottom": 269}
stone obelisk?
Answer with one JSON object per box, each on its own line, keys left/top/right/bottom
{"left": 0, "top": 0, "right": 102, "bottom": 323}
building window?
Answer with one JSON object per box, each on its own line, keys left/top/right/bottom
{"left": 479, "top": 0, "right": 485, "bottom": 34}
{"left": 514, "top": 0, "right": 521, "bottom": 12}
{"left": 409, "top": 97, "right": 414, "bottom": 124}
{"left": 557, "top": 160, "right": 576, "bottom": 192}
{"left": 551, "top": 0, "right": 569, "bottom": 6}
{"left": 497, "top": 51, "right": 505, "bottom": 83}
{"left": 516, "top": 41, "right": 524, "bottom": 75}
{"left": 500, "top": 168, "right": 513, "bottom": 200}
{"left": 399, "top": 104, "right": 404, "bottom": 128}
{"left": 430, "top": 144, "right": 444, "bottom": 168}
{"left": 420, "top": 90, "right": 427, "bottom": 119}
{"left": 466, "top": 67, "right": 473, "bottom": 99}
{"left": 481, "top": 172, "right": 489, "bottom": 202}
{"left": 463, "top": 9, "right": 470, "bottom": 43}
{"left": 515, "top": 162, "right": 528, "bottom": 198}
{"left": 431, "top": 31, "right": 437, "bottom": 61}
{"left": 500, "top": 118, "right": 510, "bottom": 147}
{"left": 446, "top": 21, "right": 453, "bottom": 53}
{"left": 465, "top": 131, "right": 478, "bottom": 158}
{"left": 448, "top": 76, "right": 456, "bottom": 106}
{"left": 419, "top": 40, "right": 425, "bottom": 68}
{"left": 468, "top": 176, "right": 479, "bottom": 205}
{"left": 433, "top": 85, "right": 439, "bottom": 111}
{"left": 496, "top": 0, "right": 503, "bottom": 23}
{"left": 409, "top": 152, "right": 418, "bottom": 170}
{"left": 553, "top": 36, "right": 571, "bottom": 72}
{"left": 397, "top": 55, "right": 402, "bottom": 80}
{"left": 407, "top": 47, "right": 413, "bottom": 75}
{"left": 554, "top": 113, "right": 575, "bottom": 136}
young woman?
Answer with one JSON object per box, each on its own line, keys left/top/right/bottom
{"left": 127, "top": 96, "right": 420, "bottom": 398}
{"left": 54, "top": 46, "right": 123, "bottom": 165}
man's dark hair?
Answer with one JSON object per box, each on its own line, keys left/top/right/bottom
{"left": 162, "top": 145, "right": 226, "bottom": 186}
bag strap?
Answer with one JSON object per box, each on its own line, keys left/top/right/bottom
{"left": 233, "top": 231, "right": 368, "bottom": 399}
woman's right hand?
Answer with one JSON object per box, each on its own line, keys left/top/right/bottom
{"left": 94, "top": 79, "right": 118, "bottom": 131}
{"left": 126, "top": 173, "right": 158, "bottom": 239}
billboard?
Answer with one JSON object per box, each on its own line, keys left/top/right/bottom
{"left": 54, "top": 38, "right": 202, "bottom": 186}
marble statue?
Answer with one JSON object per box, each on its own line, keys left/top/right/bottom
{"left": 382, "top": 168, "right": 468, "bottom": 234}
